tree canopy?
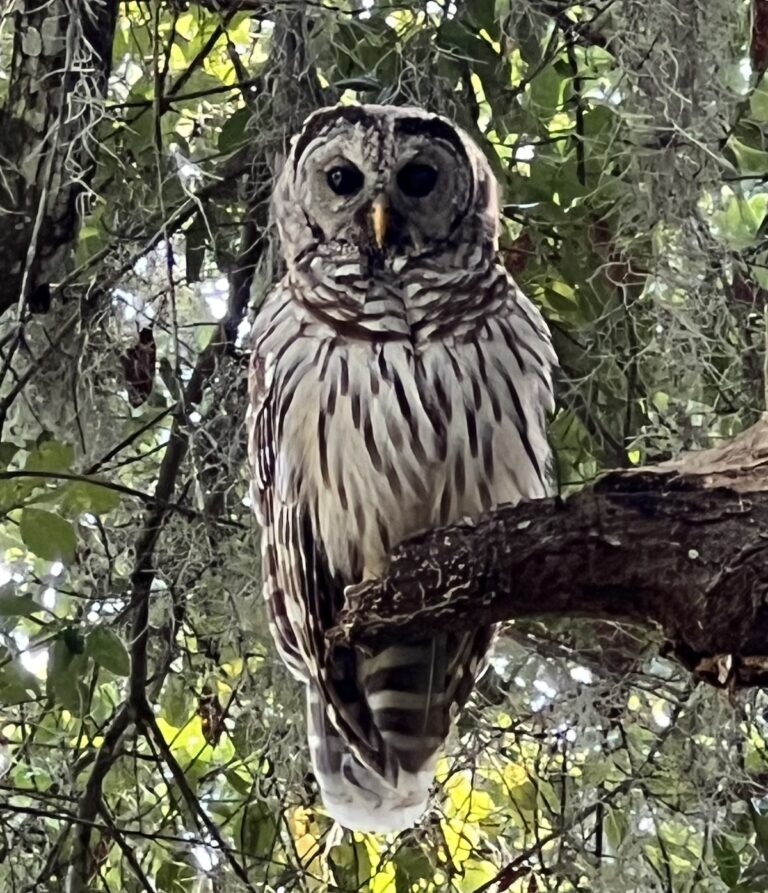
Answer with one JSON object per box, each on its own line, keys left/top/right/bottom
{"left": 1, "top": 1, "right": 768, "bottom": 891}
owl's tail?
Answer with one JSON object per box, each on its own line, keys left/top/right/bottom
{"left": 305, "top": 631, "right": 494, "bottom": 833}
{"left": 306, "top": 682, "right": 438, "bottom": 834}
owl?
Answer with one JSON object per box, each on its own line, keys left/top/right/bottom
{"left": 247, "top": 105, "right": 555, "bottom": 833}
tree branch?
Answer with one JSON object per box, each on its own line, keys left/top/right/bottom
{"left": 331, "top": 417, "right": 768, "bottom": 688}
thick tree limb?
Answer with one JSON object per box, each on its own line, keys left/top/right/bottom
{"left": 331, "top": 417, "right": 768, "bottom": 688}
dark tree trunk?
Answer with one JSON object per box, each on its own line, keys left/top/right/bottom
{"left": 0, "top": 0, "right": 119, "bottom": 314}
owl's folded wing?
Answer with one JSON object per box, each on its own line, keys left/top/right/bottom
{"left": 247, "top": 318, "right": 390, "bottom": 776}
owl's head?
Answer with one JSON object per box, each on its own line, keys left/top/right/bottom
{"left": 272, "top": 104, "right": 500, "bottom": 268}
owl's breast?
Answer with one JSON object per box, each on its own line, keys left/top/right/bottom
{"left": 269, "top": 314, "right": 551, "bottom": 584}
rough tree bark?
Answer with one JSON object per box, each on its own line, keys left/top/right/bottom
{"left": 0, "top": 0, "right": 119, "bottom": 315}
{"left": 331, "top": 417, "right": 768, "bottom": 688}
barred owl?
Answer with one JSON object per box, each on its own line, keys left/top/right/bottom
{"left": 247, "top": 105, "right": 555, "bottom": 833}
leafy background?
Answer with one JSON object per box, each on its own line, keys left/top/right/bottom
{"left": 1, "top": 0, "right": 768, "bottom": 891}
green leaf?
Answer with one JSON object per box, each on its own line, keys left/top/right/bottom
{"left": 714, "top": 833, "right": 741, "bottom": 888}
{"left": 750, "top": 79, "right": 768, "bottom": 122}
{"left": 437, "top": 20, "right": 511, "bottom": 116}
{"left": 715, "top": 193, "right": 768, "bottom": 249}
{"left": 239, "top": 799, "right": 278, "bottom": 860}
{"left": 329, "top": 840, "right": 372, "bottom": 892}
{"left": 59, "top": 478, "right": 121, "bottom": 516}
{"left": 728, "top": 138, "right": 768, "bottom": 176}
{"left": 0, "top": 660, "right": 41, "bottom": 704}
{"left": 176, "top": 72, "right": 222, "bottom": 108}
{"left": 48, "top": 636, "right": 89, "bottom": 714}
{"left": 0, "top": 442, "right": 19, "bottom": 469}
{"left": 156, "top": 856, "right": 197, "bottom": 892}
{"left": 218, "top": 106, "right": 251, "bottom": 154}
{"left": 161, "top": 675, "right": 193, "bottom": 727}
{"left": 528, "top": 63, "right": 566, "bottom": 118}
{"left": 225, "top": 768, "right": 252, "bottom": 797}
{"left": 459, "top": 860, "right": 499, "bottom": 893}
{"left": 125, "top": 108, "right": 155, "bottom": 153}
{"left": 231, "top": 712, "right": 259, "bottom": 758}
{"left": 582, "top": 103, "right": 618, "bottom": 148}
{"left": 48, "top": 639, "right": 72, "bottom": 680}
{"left": 513, "top": 9, "right": 544, "bottom": 66}
{"left": 605, "top": 808, "right": 629, "bottom": 849}
{"left": 85, "top": 628, "right": 130, "bottom": 677}
{"left": 462, "top": 0, "right": 496, "bottom": 33}
{"left": 0, "top": 440, "right": 74, "bottom": 510}
{"left": 20, "top": 509, "right": 76, "bottom": 563}
{"left": 394, "top": 845, "right": 433, "bottom": 893}
{"left": 24, "top": 440, "right": 74, "bottom": 473}
{"left": 0, "top": 586, "right": 41, "bottom": 618}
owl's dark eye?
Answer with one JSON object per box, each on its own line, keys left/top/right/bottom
{"left": 326, "top": 165, "right": 364, "bottom": 196}
{"left": 397, "top": 163, "right": 438, "bottom": 198}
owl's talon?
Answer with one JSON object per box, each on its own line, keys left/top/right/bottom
{"left": 343, "top": 577, "right": 377, "bottom": 612}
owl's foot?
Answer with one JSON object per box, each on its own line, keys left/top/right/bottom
{"left": 343, "top": 575, "right": 377, "bottom": 613}
{"left": 333, "top": 569, "right": 382, "bottom": 651}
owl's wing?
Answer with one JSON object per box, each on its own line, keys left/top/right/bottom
{"left": 247, "top": 335, "right": 306, "bottom": 681}
{"left": 247, "top": 297, "right": 389, "bottom": 776}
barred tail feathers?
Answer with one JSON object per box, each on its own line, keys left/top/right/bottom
{"left": 306, "top": 684, "right": 435, "bottom": 834}
{"left": 306, "top": 635, "right": 491, "bottom": 833}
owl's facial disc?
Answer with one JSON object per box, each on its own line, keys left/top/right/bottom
{"left": 281, "top": 106, "right": 495, "bottom": 268}
{"left": 307, "top": 146, "right": 468, "bottom": 260}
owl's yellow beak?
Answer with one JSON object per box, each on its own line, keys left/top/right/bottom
{"left": 371, "top": 196, "right": 389, "bottom": 249}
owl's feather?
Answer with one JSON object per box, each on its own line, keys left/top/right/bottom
{"left": 247, "top": 105, "right": 555, "bottom": 832}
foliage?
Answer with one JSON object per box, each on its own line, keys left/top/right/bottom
{"left": 0, "top": 0, "right": 766, "bottom": 891}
